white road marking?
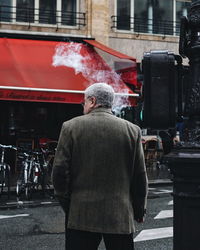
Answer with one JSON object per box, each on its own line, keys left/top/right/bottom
{"left": 154, "top": 210, "right": 173, "bottom": 219}
{"left": 168, "top": 200, "right": 173, "bottom": 205}
{"left": 0, "top": 214, "right": 29, "bottom": 219}
{"left": 134, "top": 227, "right": 173, "bottom": 242}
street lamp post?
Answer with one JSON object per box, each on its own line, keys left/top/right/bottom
{"left": 167, "top": 1, "right": 200, "bottom": 249}
{"left": 180, "top": 0, "right": 200, "bottom": 129}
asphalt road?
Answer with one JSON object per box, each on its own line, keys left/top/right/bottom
{"left": 0, "top": 185, "right": 173, "bottom": 250}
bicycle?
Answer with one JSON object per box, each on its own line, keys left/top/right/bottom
{"left": 40, "top": 140, "right": 57, "bottom": 187}
{"left": 0, "top": 144, "right": 17, "bottom": 199}
{"left": 16, "top": 151, "right": 32, "bottom": 200}
{"left": 16, "top": 149, "right": 49, "bottom": 200}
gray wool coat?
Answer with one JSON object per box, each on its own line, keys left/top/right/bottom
{"left": 52, "top": 107, "right": 148, "bottom": 234}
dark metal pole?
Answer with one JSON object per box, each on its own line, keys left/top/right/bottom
{"left": 167, "top": 1, "right": 200, "bottom": 249}
{"left": 174, "top": 55, "right": 183, "bottom": 117}
{"left": 180, "top": 0, "right": 200, "bottom": 139}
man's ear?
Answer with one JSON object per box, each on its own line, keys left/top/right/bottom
{"left": 90, "top": 96, "right": 96, "bottom": 107}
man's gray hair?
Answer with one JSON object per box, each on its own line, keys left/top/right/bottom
{"left": 85, "top": 83, "right": 115, "bottom": 108}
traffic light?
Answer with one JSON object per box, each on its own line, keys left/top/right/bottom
{"left": 142, "top": 50, "right": 176, "bottom": 129}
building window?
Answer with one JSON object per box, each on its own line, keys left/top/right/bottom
{"left": 16, "top": 0, "right": 34, "bottom": 23}
{"left": 117, "top": 0, "right": 131, "bottom": 30}
{"left": 62, "top": 0, "right": 77, "bottom": 25}
{"left": 0, "top": 0, "right": 12, "bottom": 22}
{"left": 0, "top": 0, "right": 79, "bottom": 26}
{"left": 176, "top": 0, "right": 190, "bottom": 33}
{"left": 39, "top": 0, "right": 56, "bottom": 24}
{"left": 135, "top": 0, "right": 173, "bottom": 35}
{"left": 116, "top": 0, "right": 191, "bottom": 36}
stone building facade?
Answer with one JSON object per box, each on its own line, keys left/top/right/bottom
{"left": 0, "top": 0, "right": 191, "bottom": 62}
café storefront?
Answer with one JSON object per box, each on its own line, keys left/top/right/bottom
{"left": 0, "top": 37, "right": 140, "bottom": 173}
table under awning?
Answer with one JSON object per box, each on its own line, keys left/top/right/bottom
{"left": 0, "top": 38, "right": 139, "bottom": 105}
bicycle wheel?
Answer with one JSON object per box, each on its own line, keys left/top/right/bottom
{"left": 24, "top": 170, "right": 31, "bottom": 200}
{"left": 0, "top": 164, "right": 10, "bottom": 198}
{"left": 24, "top": 161, "right": 34, "bottom": 200}
{"left": 5, "top": 165, "right": 10, "bottom": 199}
{"left": 0, "top": 165, "right": 5, "bottom": 195}
{"left": 16, "top": 181, "right": 21, "bottom": 197}
{"left": 16, "top": 169, "right": 24, "bottom": 198}
{"left": 25, "top": 185, "right": 32, "bottom": 200}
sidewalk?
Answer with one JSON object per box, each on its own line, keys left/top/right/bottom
{"left": 147, "top": 163, "right": 172, "bottom": 186}
{"left": 0, "top": 164, "right": 172, "bottom": 209}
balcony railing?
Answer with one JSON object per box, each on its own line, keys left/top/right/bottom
{"left": 111, "top": 15, "right": 181, "bottom": 36}
{"left": 0, "top": 5, "right": 86, "bottom": 28}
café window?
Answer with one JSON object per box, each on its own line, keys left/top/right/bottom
{"left": 116, "top": 0, "right": 192, "bottom": 36}
{"left": 0, "top": 0, "right": 78, "bottom": 26}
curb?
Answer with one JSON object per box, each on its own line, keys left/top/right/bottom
{"left": 0, "top": 200, "right": 59, "bottom": 210}
{"left": 0, "top": 186, "right": 57, "bottom": 210}
{"left": 0, "top": 180, "right": 172, "bottom": 209}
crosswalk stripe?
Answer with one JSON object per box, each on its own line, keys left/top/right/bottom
{"left": 134, "top": 227, "right": 173, "bottom": 242}
{"left": 154, "top": 210, "right": 173, "bottom": 219}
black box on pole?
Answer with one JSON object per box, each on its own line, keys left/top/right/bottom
{"left": 142, "top": 51, "right": 176, "bottom": 129}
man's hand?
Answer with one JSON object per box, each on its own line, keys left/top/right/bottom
{"left": 134, "top": 209, "right": 146, "bottom": 223}
{"left": 135, "top": 217, "right": 145, "bottom": 223}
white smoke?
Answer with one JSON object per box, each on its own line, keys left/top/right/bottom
{"left": 52, "top": 42, "right": 131, "bottom": 110}
{"left": 52, "top": 42, "right": 85, "bottom": 75}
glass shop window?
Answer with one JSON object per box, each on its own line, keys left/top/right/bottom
{"left": 0, "top": 0, "right": 12, "bottom": 22}
{"left": 39, "top": 0, "right": 56, "bottom": 24}
{"left": 16, "top": 0, "right": 34, "bottom": 23}
{"left": 117, "top": 0, "right": 131, "bottom": 30}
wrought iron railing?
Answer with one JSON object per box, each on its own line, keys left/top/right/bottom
{"left": 0, "top": 5, "right": 86, "bottom": 28}
{"left": 111, "top": 15, "right": 181, "bottom": 36}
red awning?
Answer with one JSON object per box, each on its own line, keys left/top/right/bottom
{"left": 0, "top": 38, "right": 138, "bottom": 105}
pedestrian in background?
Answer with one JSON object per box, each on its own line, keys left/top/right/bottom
{"left": 52, "top": 82, "right": 148, "bottom": 250}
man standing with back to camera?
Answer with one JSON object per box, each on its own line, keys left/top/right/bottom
{"left": 52, "top": 82, "right": 148, "bottom": 250}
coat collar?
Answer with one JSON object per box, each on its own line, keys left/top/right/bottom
{"left": 89, "top": 107, "right": 113, "bottom": 115}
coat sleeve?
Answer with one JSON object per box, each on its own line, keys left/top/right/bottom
{"left": 131, "top": 128, "right": 148, "bottom": 221}
{"left": 52, "top": 122, "right": 72, "bottom": 206}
